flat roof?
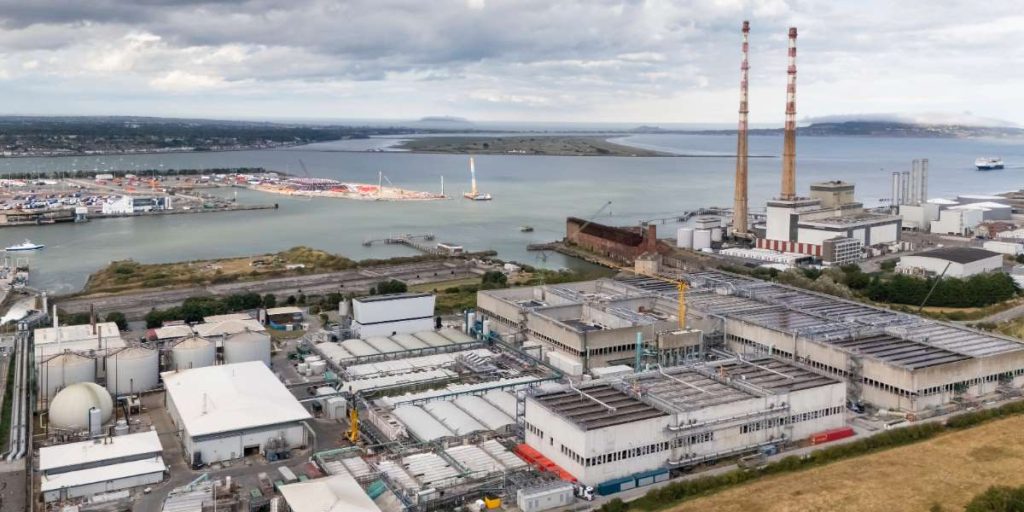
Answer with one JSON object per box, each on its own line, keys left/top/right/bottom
{"left": 34, "top": 322, "right": 121, "bottom": 345}
{"left": 798, "top": 212, "right": 899, "bottom": 229}
{"left": 40, "top": 457, "right": 166, "bottom": 493}
{"left": 267, "top": 306, "right": 304, "bottom": 316}
{"left": 162, "top": 361, "right": 311, "bottom": 438}
{"left": 908, "top": 247, "right": 1001, "bottom": 264}
{"left": 152, "top": 325, "right": 195, "bottom": 340}
{"left": 203, "top": 313, "right": 253, "bottom": 323}
{"left": 534, "top": 385, "right": 667, "bottom": 431}
{"left": 928, "top": 198, "right": 959, "bottom": 205}
{"left": 193, "top": 318, "right": 265, "bottom": 338}
{"left": 280, "top": 473, "right": 382, "bottom": 512}
{"left": 40, "top": 430, "right": 162, "bottom": 472}
{"left": 354, "top": 293, "right": 432, "bottom": 303}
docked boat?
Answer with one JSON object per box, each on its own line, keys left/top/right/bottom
{"left": 463, "top": 157, "right": 493, "bottom": 201}
{"left": 976, "top": 157, "right": 1004, "bottom": 170}
{"left": 5, "top": 239, "right": 45, "bottom": 252}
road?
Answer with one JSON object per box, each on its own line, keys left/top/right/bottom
{"left": 57, "top": 260, "right": 478, "bottom": 319}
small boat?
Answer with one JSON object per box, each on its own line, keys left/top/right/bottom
{"left": 976, "top": 157, "right": 1004, "bottom": 170}
{"left": 520, "top": 225, "right": 534, "bottom": 232}
{"left": 5, "top": 239, "right": 45, "bottom": 252}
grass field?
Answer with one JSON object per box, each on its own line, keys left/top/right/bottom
{"left": 665, "top": 415, "right": 1024, "bottom": 512}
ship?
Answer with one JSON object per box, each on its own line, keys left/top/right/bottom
{"left": 5, "top": 239, "right": 45, "bottom": 252}
{"left": 976, "top": 157, "right": 1004, "bottom": 170}
{"left": 463, "top": 157, "right": 493, "bottom": 201}
{"left": 520, "top": 225, "right": 534, "bottom": 232}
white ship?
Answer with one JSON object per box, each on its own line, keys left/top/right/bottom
{"left": 976, "top": 157, "right": 1004, "bottom": 170}
{"left": 463, "top": 157, "right": 493, "bottom": 201}
{"left": 5, "top": 239, "right": 45, "bottom": 252}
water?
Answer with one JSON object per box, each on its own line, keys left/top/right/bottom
{"left": 1, "top": 134, "right": 1022, "bottom": 293}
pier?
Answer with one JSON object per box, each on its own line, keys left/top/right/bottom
{"left": 363, "top": 233, "right": 440, "bottom": 254}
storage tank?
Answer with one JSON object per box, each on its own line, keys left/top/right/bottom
{"left": 223, "top": 330, "right": 272, "bottom": 366}
{"left": 49, "top": 382, "right": 113, "bottom": 430}
{"left": 171, "top": 336, "right": 216, "bottom": 371}
{"left": 105, "top": 347, "right": 159, "bottom": 396}
{"left": 676, "top": 228, "right": 694, "bottom": 249}
{"left": 693, "top": 229, "right": 712, "bottom": 250}
{"left": 40, "top": 353, "right": 96, "bottom": 405}
{"left": 711, "top": 227, "right": 723, "bottom": 242}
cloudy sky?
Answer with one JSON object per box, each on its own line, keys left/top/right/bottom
{"left": 0, "top": 0, "right": 1019, "bottom": 125}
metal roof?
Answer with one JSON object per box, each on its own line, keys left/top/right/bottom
{"left": 422, "top": 400, "right": 487, "bottom": 436}
{"left": 279, "top": 473, "right": 382, "bottom": 512}
{"left": 40, "top": 457, "right": 166, "bottom": 493}
{"left": 393, "top": 406, "right": 454, "bottom": 442}
{"left": 39, "top": 430, "right": 162, "bottom": 472}
{"left": 907, "top": 247, "right": 1001, "bottom": 264}
{"left": 34, "top": 322, "right": 121, "bottom": 346}
{"left": 162, "top": 361, "right": 311, "bottom": 438}
{"left": 534, "top": 385, "right": 667, "bottom": 431}
{"left": 453, "top": 395, "right": 514, "bottom": 431}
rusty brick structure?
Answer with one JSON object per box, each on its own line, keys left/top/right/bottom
{"left": 566, "top": 217, "right": 668, "bottom": 264}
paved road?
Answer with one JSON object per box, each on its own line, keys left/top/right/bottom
{"left": 56, "top": 260, "right": 476, "bottom": 319}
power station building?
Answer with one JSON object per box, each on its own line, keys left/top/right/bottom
{"left": 756, "top": 181, "right": 901, "bottom": 259}
{"left": 524, "top": 356, "right": 845, "bottom": 486}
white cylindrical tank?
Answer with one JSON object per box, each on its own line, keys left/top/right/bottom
{"left": 711, "top": 227, "right": 723, "bottom": 242}
{"left": 693, "top": 229, "right": 712, "bottom": 250}
{"left": 677, "top": 228, "right": 694, "bottom": 249}
{"left": 223, "top": 331, "right": 272, "bottom": 366}
{"left": 105, "top": 347, "right": 159, "bottom": 397}
{"left": 171, "top": 336, "right": 216, "bottom": 371}
{"left": 49, "top": 382, "right": 113, "bottom": 430}
{"left": 482, "top": 319, "right": 492, "bottom": 336}
{"left": 114, "top": 419, "right": 130, "bottom": 436}
{"left": 40, "top": 353, "right": 96, "bottom": 405}
{"left": 466, "top": 312, "right": 476, "bottom": 334}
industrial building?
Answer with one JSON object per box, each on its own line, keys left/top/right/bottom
{"left": 34, "top": 321, "right": 123, "bottom": 360}
{"left": 163, "top": 361, "right": 312, "bottom": 465}
{"left": 524, "top": 357, "right": 845, "bottom": 486}
{"left": 348, "top": 293, "right": 436, "bottom": 337}
{"left": 39, "top": 430, "right": 166, "bottom": 503}
{"left": 279, "top": 473, "right": 381, "bottom": 512}
{"left": 101, "top": 195, "right": 172, "bottom": 215}
{"left": 897, "top": 247, "right": 1004, "bottom": 278}
{"left": 476, "top": 281, "right": 704, "bottom": 371}
{"left": 564, "top": 217, "right": 669, "bottom": 265}
{"left": 621, "top": 271, "right": 1024, "bottom": 413}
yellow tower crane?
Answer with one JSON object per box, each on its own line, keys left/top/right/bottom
{"left": 622, "top": 266, "right": 688, "bottom": 329}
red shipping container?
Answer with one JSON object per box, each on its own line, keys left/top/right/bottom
{"left": 810, "top": 427, "right": 855, "bottom": 445}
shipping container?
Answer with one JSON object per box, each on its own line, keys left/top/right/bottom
{"left": 809, "top": 426, "right": 855, "bottom": 445}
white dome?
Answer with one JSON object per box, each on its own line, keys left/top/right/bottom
{"left": 50, "top": 382, "right": 113, "bottom": 430}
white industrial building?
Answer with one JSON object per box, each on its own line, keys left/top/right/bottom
{"left": 349, "top": 293, "right": 436, "bottom": 337}
{"left": 101, "top": 195, "right": 171, "bottom": 215}
{"left": 524, "top": 357, "right": 845, "bottom": 486}
{"left": 897, "top": 247, "right": 1003, "bottom": 278}
{"left": 930, "top": 207, "right": 984, "bottom": 235}
{"left": 34, "top": 322, "right": 124, "bottom": 360}
{"left": 279, "top": 473, "right": 381, "bottom": 512}
{"left": 39, "top": 430, "right": 166, "bottom": 503}
{"left": 757, "top": 181, "right": 901, "bottom": 259}
{"left": 162, "top": 361, "right": 311, "bottom": 465}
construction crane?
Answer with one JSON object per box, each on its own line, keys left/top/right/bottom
{"left": 568, "top": 201, "right": 613, "bottom": 244}
{"left": 298, "top": 159, "right": 313, "bottom": 178}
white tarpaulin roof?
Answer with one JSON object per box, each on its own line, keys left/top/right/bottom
{"left": 393, "top": 406, "right": 453, "bottom": 442}
{"left": 279, "top": 473, "right": 381, "bottom": 512}
{"left": 453, "top": 395, "right": 514, "bottom": 431}
{"left": 422, "top": 401, "right": 486, "bottom": 436}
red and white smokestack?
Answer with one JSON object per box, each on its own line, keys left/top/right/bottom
{"left": 780, "top": 27, "right": 798, "bottom": 200}
{"left": 732, "top": 20, "right": 750, "bottom": 234}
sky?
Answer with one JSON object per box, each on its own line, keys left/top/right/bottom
{"left": 0, "top": 0, "right": 1020, "bottom": 125}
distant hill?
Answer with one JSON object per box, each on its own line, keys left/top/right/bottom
{"left": 699, "top": 121, "right": 1024, "bottom": 138}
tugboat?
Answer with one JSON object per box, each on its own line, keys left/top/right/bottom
{"left": 976, "top": 157, "right": 1004, "bottom": 170}
{"left": 5, "top": 239, "right": 45, "bottom": 252}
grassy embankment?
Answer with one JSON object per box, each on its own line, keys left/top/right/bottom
{"left": 78, "top": 246, "right": 488, "bottom": 296}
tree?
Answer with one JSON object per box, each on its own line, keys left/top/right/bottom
{"left": 105, "top": 311, "right": 128, "bottom": 331}
{"left": 964, "top": 485, "right": 1024, "bottom": 512}
{"left": 286, "top": 295, "right": 297, "bottom": 305}
{"left": 64, "top": 312, "right": 92, "bottom": 326}
{"left": 262, "top": 294, "right": 277, "bottom": 308}
{"left": 480, "top": 270, "right": 509, "bottom": 290}
{"left": 374, "top": 280, "right": 408, "bottom": 295}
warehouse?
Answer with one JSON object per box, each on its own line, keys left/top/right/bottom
{"left": 162, "top": 361, "right": 311, "bottom": 465}
{"left": 279, "top": 473, "right": 381, "bottom": 512}
{"left": 897, "top": 247, "right": 1004, "bottom": 278}
{"left": 476, "top": 281, "right": 688, "bottom": 371}
{"left": 524, "top": 357, "right": 845, "bottom": 487}
{"left": 349, "top": 293, "right": 436, "bottom": 337}
{"left": 39, "top": 430, "right": 166, "bottom": 502}
{"left": 660, "top": 271, "right": 1024, "bottom": 413}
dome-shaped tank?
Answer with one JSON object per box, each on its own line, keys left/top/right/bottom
{"left": 222, "top": 330, "right": 271, "bottom": 366}
{"left": 171, "top": 336, "right": 216, "bottom": 371}
{"left": 40, "top": 353, "right": 95, "bottom": 405}
{"left": 50, "top": 382, "right": 113, "bottom": 430}
{"left": 105, "top": 347, "right": 159, "bottom": 396}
